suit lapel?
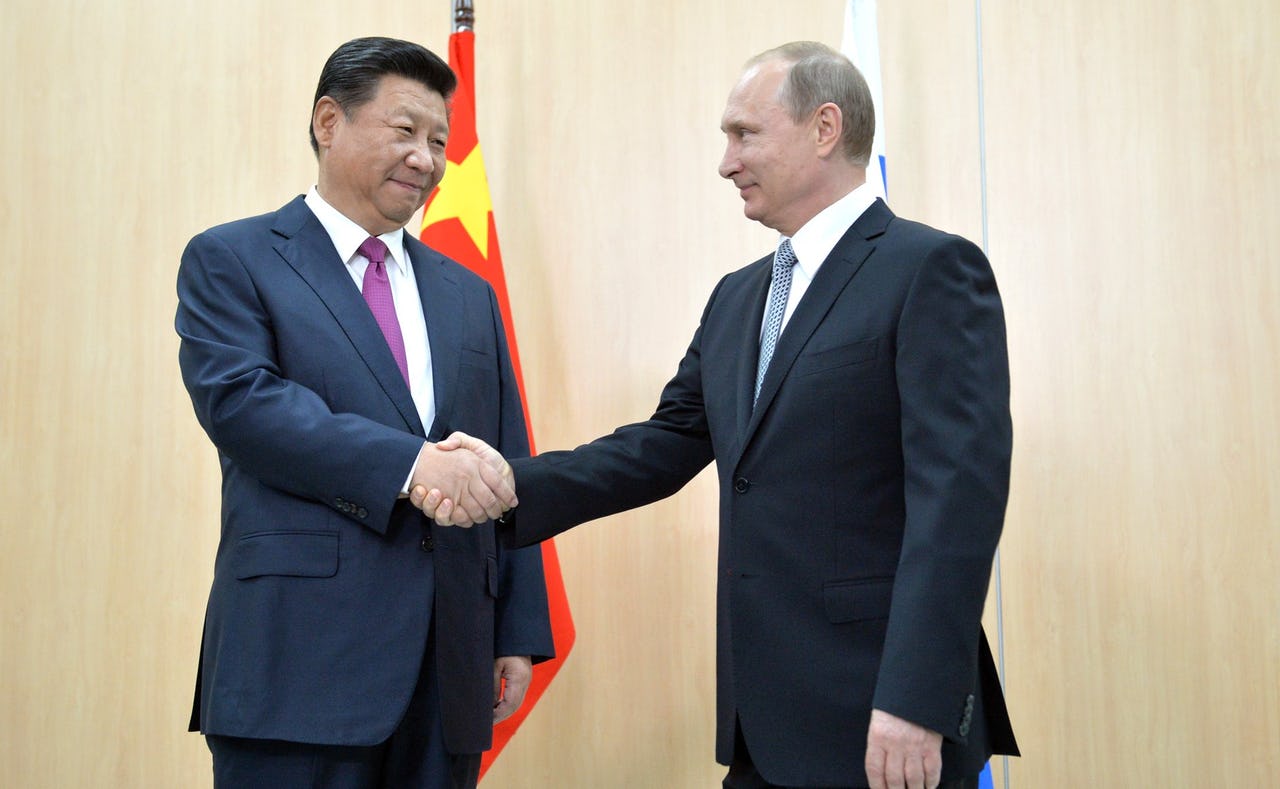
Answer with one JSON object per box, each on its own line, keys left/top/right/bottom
{"left": 740, "top": 199, "right": 893, "bottom": 446}
{"left": 734, "top": 260, "right": 773, "bottom": 439}
{"left": 406, "top": 238, "right": 462, "bottom": 441}
{"left": 270, "top": 197, "right": 425, "bottom": 436}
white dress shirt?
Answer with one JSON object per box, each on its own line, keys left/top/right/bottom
{"left": 304, "top": 187, "right": 436, "bottom": 433}
{"left": 761, "top": 181, "right": 881, "bottom": 339}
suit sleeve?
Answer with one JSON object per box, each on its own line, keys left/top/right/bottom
{"left": 499, "top": 281, "right": 724, "bottom": 548}
{"left": 872, "top": 235, "right": 1012, "bottom": 741}
{"left": 175, "top": 230, "right": 424, "bottom": 533}
{"left": 485, "top": 286, "right": 555, "bottom": 662}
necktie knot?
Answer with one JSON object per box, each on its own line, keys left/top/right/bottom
{"left": 359, "top": 236, "right": 389, "bottom": 269}
{"left": 774, "top": 238, "right": 797, "bottom": 273}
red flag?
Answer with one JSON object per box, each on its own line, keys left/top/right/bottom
{"left": 419, "top": 29, "right": 575, "bottom": 779}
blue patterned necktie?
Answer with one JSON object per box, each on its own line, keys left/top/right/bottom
{"left": 755, "top": 238, "right": 797, "bottom": 404}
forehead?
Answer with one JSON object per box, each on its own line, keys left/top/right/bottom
{"left": 721, "top": 60, "right": 789, "bottom": 128}
{"left": 363, "top": 74, "right": 448, "bottom": 120}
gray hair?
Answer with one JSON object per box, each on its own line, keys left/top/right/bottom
{"left": 747, "top": 41, "right": 875, "bottom": 167}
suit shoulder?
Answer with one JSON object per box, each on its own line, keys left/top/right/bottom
{"left": 185, "top": 198, "right": 312, "bottom": 260}
{"left": 193, "top": 205, "right": 288, "bottom": 243}
{"left": 883, "top": 214, "right": 984, "bottom": 260}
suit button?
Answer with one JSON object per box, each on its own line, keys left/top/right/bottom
{"left": 420, "top": 536, "right": 434, "bottom": 552}
{"left": 733, "top": 478, "right": 750, "bottom": 493}
{"left": 356, "top": 507, "right": 368, "bottom": 519}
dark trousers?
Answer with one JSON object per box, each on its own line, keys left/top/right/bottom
{"left": 723, "top": 720, "right": 980, "bottom": 789}
{"left": 207, "top": 625, "right": 480, "bottom": 789}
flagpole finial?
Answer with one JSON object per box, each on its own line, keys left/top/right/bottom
{"left": 453, "top": 0, "right": 474, "bottom": 32}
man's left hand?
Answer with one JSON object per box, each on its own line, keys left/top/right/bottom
{"left": 864, "top": 708, "right": 943, "bottom": 789}
{"left": 492, "top": 655, "right": 533, "bottom": 724}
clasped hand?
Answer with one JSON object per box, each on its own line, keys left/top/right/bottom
{"left": 409, "top": 432, "right": 511, "bottom": 526}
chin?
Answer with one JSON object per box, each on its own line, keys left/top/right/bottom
{"left": 379, "top": 205, "right": 418, "bottom": 228}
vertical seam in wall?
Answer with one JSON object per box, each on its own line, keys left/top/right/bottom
{"left": 973, "top": 1, "right": 1010, "bottom": 788}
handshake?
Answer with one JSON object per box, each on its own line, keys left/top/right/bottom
{"left": 408, "top": 432, "right": 512, "bottom": 527}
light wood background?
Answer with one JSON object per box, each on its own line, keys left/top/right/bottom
{"left": 1, "top": 1, "right": 1276, "bottom": 787}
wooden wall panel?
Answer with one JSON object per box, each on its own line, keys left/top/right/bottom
{"left": 982, "top": 0, "right": 1280, "bottom": 783}
{"left": 879, "top": 1, "right": 1280, "bottom": 784}
{"left": 5, "top": 0, "right": 1278, "bottom": 786}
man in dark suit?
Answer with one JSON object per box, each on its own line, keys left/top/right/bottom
{"left": 176, "top": 37, "right": 553, "bottom": 788}
{"left": 419, "top": 41, "right": 1018, "bottom": 789}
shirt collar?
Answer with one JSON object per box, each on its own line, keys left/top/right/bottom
{"left": 304, "top": 186, "right": 410, "bottom": 274}
{"left": 782, "top": 181, "right": 880, "bottom": 278}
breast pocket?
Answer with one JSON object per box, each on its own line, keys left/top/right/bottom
{"left": 793, "top": 338, "right": 878, "bottom": 378}
{"left": 455, "top": 348, "right": 500, "bottom": 416}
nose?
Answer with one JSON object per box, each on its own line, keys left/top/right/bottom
{"left": 405, "top": 142, "right": 436, "bottom": 174}
{"left": 718, "top": 141, "right": 739, "bottom": 180}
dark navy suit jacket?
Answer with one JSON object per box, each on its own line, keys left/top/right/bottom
{"left": 503, "top": 200, "right": 1018, "bottom": 785}
{"left": 176, "top": 196, "right": 553, "bottom": 753}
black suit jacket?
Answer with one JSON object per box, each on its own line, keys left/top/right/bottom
{"left": 504, "top": 199, "right": 1017, "bottom": 785}
{"left": 176, "top": 196, "right": 553, "bottom": 753}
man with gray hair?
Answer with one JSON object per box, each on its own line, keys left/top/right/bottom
{"left": 421, "top": 41, "right": 1018, "bottom": 789}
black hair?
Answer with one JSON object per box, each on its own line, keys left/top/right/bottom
{"left": 308, "top": 36, "right": 457, "bottom": 154}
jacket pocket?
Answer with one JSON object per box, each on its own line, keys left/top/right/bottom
{"left": 794, "top": 338, "right": 878, "bottom": 377}
{"left": 233, "top": 530, "right": 339, "bottom": 580}
{"left": 823, "top": 577, "right": 894, "bottom": 623}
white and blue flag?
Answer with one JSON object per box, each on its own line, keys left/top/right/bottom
{"left": 841, "top": 0, "right": 887, "bottom": 198}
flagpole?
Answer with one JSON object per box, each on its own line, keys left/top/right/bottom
{"left": 970, "top": 3, "right": 1009, "bottom": 788}
{"left": 453, "top": 0, "right": 474, "bottom": 32}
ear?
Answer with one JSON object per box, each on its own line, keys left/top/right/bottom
{"left": 312, "top": 96, "right": 342, "bottom": 151}
{"left": 813, "top": 102, "right": 843, "bottom": 157}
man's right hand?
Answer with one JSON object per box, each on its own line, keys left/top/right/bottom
{"left": 410, "top": 438, "right": 516, "bottom": 527}
{"left": 409, "top": 432, "right": 512, "bottom": 526}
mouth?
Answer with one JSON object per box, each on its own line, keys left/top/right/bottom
{"left": 390, "top": 178, "right": 428, "bottom": 194}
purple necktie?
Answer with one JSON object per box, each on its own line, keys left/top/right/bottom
{"left": 358, "top": 236, "right": 410, "bottom": 386}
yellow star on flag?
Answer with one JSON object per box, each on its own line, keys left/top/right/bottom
{"left": 422, "top": 144, "right": 494, "bottom": 259}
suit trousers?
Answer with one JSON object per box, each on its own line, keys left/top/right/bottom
{"left": 723, "top": 718, "right": 980, "bottom": 789}
{"left": 207, "top": 619, "right": 481, "bottom": 789}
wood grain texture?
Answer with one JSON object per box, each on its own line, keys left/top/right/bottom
{"left": 3, "top": 0, "right": 1276, "bottom": 786}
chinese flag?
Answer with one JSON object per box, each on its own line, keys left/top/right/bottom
{"left": 419, "top": 29, "right": 576, "bottom": 779}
